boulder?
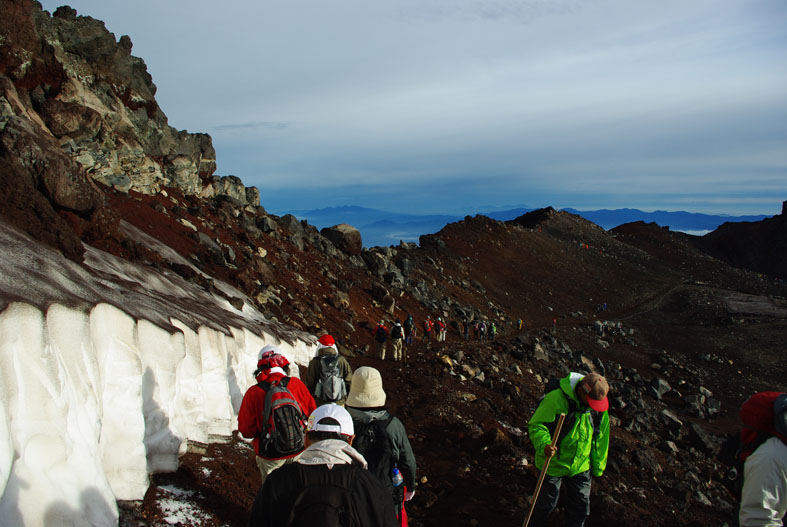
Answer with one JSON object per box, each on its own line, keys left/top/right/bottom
{"left": 321, "top": 224, "right": 362, "bottom": 256}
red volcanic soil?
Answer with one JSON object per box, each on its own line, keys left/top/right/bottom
{"left": 93, "top": 191, "right": 785, "bottom": 527}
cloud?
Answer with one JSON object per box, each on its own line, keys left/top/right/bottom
{"left": 211, "top": 121, "right": 292, "bottom": 132}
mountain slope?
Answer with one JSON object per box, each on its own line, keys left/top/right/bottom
{"left": 2, "top": 3, "right": 787, "bottom": 527}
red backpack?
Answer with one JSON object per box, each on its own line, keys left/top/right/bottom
{"left": 257, "top": 377, "right": 307, "bottom": 458}
{"left": 724, "top": 392, "right": 787, "bottom": 495}
{"left": 739, "top": 391, "right": 787, "bottom": 458}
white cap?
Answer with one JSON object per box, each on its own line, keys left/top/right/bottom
{"left": 257, "top": 344, "right": 276, "bottom": 361}
{"left": 307, "top": 404, "right": 354, "bottom": 436}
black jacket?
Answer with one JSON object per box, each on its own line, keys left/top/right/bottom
{"left": 248, "top": 458, "right": 396, "bottom": 527}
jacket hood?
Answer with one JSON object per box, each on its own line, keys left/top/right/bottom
{"left": 255, "top": 369, "right": 286, "bottom": 384}
{"left": 560, "top": 372, "right": 584, "bottom": 405}
{"left": 299, "top": 439, "right": 368, "bottom": 469}
{"left": 317, "top": 346, "right": 339, "bottom": 357}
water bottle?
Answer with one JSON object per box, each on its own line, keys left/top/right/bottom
{"left": 391, "top": 468, "right": 404, "bottom": 487}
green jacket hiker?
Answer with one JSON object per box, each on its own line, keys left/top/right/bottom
{"left": 527, "top": 372, "right": 611, "bottom": 527}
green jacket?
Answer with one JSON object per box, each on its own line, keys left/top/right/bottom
{"left": 528, "top": 373, "right": 610, "bottom": 477}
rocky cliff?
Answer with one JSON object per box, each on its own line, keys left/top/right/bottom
{"left": 0, "top": 0, "right": 258, "bottom": 262}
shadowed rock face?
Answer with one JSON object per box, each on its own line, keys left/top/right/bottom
{"left": 693, "top": 201, "right": 787, "bottom": 280}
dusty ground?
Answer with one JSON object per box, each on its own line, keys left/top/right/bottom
{"left": 103, "top": 194, "right": 787, "bottom": 527}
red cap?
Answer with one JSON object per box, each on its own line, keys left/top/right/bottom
{"left": 579, "top": 373, "right": 609, "bottom": 412}
{"left": 318, "top": 334, "right": 336, "bottom": 347}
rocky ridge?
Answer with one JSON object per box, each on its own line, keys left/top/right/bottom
{"left": 2, "top": 2, "right": 787, "bottom": 526}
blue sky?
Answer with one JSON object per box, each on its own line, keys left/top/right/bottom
{"left": 40, "top": 0, "right": 787, "bottom": 217}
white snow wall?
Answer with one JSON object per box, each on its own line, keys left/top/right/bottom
{"left": 0, "top": 301, "right": 315, "bottom": 526}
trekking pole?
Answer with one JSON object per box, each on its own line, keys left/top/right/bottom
{"left": 522, "top": 413, "right": 566, "bottom": 527}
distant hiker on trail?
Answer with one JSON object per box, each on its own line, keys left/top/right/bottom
{"left": 738, "top": 392, "right": 787, "bottom": 527}
{"left": 303, "top": 334, "right": 353, "bottom": 407}
{"left": 238, "top": 346, "right": 317, "bottom": 484}
{"left": 346, "top": 367, "right": 417, "bottom": 527}
{"left": 374, "top": 320, "right": 390, "bottom": 360}
{"left": 434, "top": 317, "right": 446, "bottom": 343}
{"left": 404, "top": 313, "right": 415, "bottom": 346}
{"left": 390, "top": 319, "right": 406, "bottom": 362}
{"left": 248, "top": 403, "right": 397, "bottom": 527}
{"left": 478, "top": 321, "right": 486, "bottom": 342}
{"left": 422, "top": 317, "right": 433, "bottom": 343}
{"left": 489, "top": 321, "right": 497, "bottom": 341}
{"left": 527, "top": 372, "right": 610, "bottom": 527}
{"left": 517, "top": 318, "right": 523, "bottom": 332}
{"left": 463, "top": 319, "right": 470, "bottom": 341}
{"left": 472, "top": 321, "right": 479, "bottom": 340}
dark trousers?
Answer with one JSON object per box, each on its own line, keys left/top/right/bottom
{"left": 530, "top": 470, "right": 591, "bottom": 527}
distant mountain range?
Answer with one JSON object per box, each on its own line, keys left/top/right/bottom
{"left": 283, "top": 205, "right": 770, "bottom": 248}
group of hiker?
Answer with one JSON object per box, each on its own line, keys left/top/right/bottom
{"left": 238, "top": 334, "right": 786, "bottom": 527}
{"left": 372, "top": 312, "right": 517, "bottom": 355}
{"left": 238, "top": 336, "right": 417, "bottom": 527}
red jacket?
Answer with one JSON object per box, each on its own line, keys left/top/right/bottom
{"left": 238, "top": 370, "right": 316, "bottom": 459}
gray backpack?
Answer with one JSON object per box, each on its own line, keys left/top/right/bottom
{"left": 315, "top": 355, "right": 347, "bottom": 402}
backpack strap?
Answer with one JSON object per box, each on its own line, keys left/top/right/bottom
{"left": 376, "top": 415, "right": 397, "bottom": 469}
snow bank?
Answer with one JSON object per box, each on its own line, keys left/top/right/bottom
{"left": 0, "top": 222, "right": 318, "bottom": 526}
{"left": 0, "top": 300, "right": 315, "bottom": 525}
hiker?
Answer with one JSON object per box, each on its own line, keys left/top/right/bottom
{"left": 478, "top": 321, "right": 486, "bottom": 342}
{"left": 238, "top": 346, "right": 317, "bottom": 484}
{"left": 248, "top": 404, "right": 397, "bottom": 527}
{"left": 304, "top": 334, "right": 353, "bottom": 406}
{"left": 489, "top": 321, "right": 497, "bottom": 341}
{"left": 462, "top": 319, "right": 470, "bottom": 341}
{"left": 390, "top": 319, "right": 406, "bottom": 362}
{"left": 346, "top": 367, "right": 417, "bottom": 526}
{"left": 738, "top": 392, "right": 787, "bottom": 527}
{"left": 434, "top": 317, "right": 446, "bottom": 343}
{"left": 527, "top": 372, "right": 610, "bottom": 527}
{"left": 422, "top": 317, "right": 433, "bottom": 343}
{"left": 374, "top": 320, "right": 389, "bottom": 360}
{"left": 403, "top": 313, "right": 415, "bottom": 346}
{"left": 517, "top": 318, "right": 523, "bottom": 332}
{"left": 472, "top": 321, "right": 479, "bottom": 340}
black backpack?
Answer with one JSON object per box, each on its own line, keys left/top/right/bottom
{"left": 542, "top": 377, "right": 603, "bottom": 442}
{"left": 288, "top": 464, "right": 361, "bottom": 527}
{"left": 391, "top": 325, "right": 403, "bottom": 339}
{"left": 258, "top": 378, "right": 306, "bottom": 458}
{"left": 352, "top": 415, "right": 396, "bottom": 485}
{"left": 375, "top": 326, "right": 387, "bottom": 342}
{"left": 315, "top": 355, "right": 347, "bottom": 402}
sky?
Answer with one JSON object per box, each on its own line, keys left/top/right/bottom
{"left": 39, "top": 0, "right": 787, "bottom": 217}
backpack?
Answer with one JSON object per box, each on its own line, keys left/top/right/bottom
{"left": 404, "top": 317, "right": 414, "bottom": 331}
{"left": 258, "top": 377, "right": 306, "bottom": 458}
{"left": 722, "top": 392, "right": 787, "bottom": 497}
{"left": 375, "top": 326, "right": 387, "bottom": 342}
{"left": 541, "top": 377, "right": 603, "bottom": 442}
{"left": 352, "top": 415, "right": 397, "bottom": 487}
{"left": 391, "top": 325, "right": 403, "bottom": 339}
{"left": 315, "top": 355, "right": 347, "bottom": 402}
{"left": 288, "top": 464, "right": 361, "bottom": 527}
{"left": 423, "top": 320, "right": 431, "bottom": 332}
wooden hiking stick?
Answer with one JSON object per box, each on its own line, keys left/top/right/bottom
{"left": 522, "top": 413, "right": 567, "bottom": 527}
